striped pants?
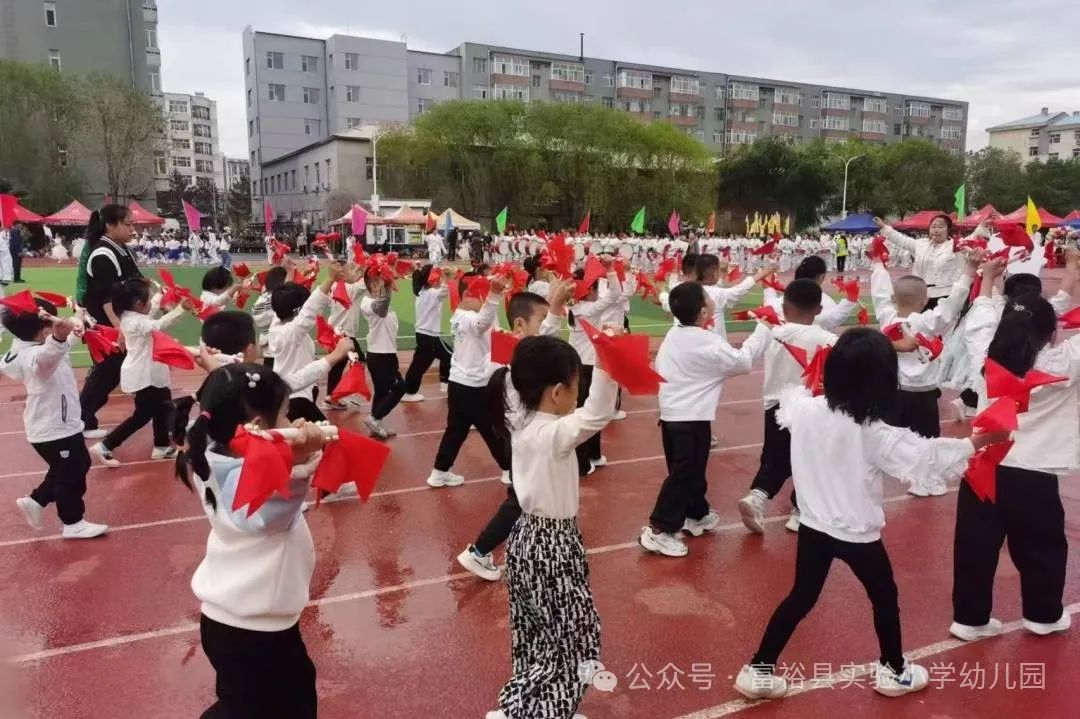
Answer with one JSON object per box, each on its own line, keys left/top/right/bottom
{"left": 498, "top": 514, "right": 600, "bottom": 719}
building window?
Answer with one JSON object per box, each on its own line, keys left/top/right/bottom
{"left": 602, "top": 96, "right": 614, "bottom": 109}
{"left": 154, "top": 152, "right": 167, "bottom": 175}
{"left": 618, "top": 99, "right": 650, "bottom": 113}
{"left": 531, "top": 74, "right": 541, "bottom": 88}
{"left": 44, "top": 1, "right": 57, "bottom": 26}
{"left": 823, "top": 92, "right": 850, "bottom": 110}
{"left": 170, "top": 119, "right": 188, "bottom": 132}
{"left": 670, "top": 76, "right": 700, "bottom": 96}
{"left": 714, "top": 107, "right": 724, "bottom": 122}
{"left": 775, "top": 88, "right": 802, "bottom": 106}
{"left": 941, "top": 125, "right": 963, "bottom": 140}
{"left": 345, "top": 117, "right": 362, "bottom": 130}
{"left": 48, "top": 49, "right": 61, "bottom": 71}
{"left": 246, "top": 89, "right": 252, "bottom": 107}
{"left": 248, "top": 120, "right": 254, "bottom": 137}
{"left": 552, "top": 91, "right": 582, "bottom": 104}
{"left": 863, "top": 97, "right": 887, "bottom": 114}
{"left": 417, "top": 98, "right": 430, "bottom": 114}
{"left": 325, "top": 159, "right": 331, "bottom": 188}
{"left": 1029, "top": 147, "right": 1039, "bottom": 157}
{"left": 726, "top": 130, "right": 757, "bottom": 144}
{"left": 602, "top": 73, "right": 614, "bottom": 87}
{"left": 894, "top": 123, "right": 902, "bottom": 135}
{"left": 729, "top": 82, "right": 759, "bottom": 101}
{"left": 444, "top": 71, "right": 459, "bottom": 87}
{"left": 714, "top": 86, "right": 724, "bottom": 101}
{"left": 1073, "top": 148, "right": 1080, "bottom": 158}
{"left": 712, "top": 131, "right": 723, "bottom": 144}
{"left": 473, "top": 57, "right": 488, "bottom": 74}
{"left": 344, "top": 53, "right": 359, "bottom": 70}
{"left": 266, "top": 52, "right": 284, "bottom": 70}
{"left": 304, "top": 118, "right": 321, "bottom": 136}
{"left": 1030, "top": 128, "right": 1041, "bottom": 137}
{"left": 862, "top": 119, "right": 886, "bottom": 134}
{"left": 196, "top": 159, "right": 214, "bottom": 173}
{"left": 56, "top": 142, "right": 68, "bottom": 167}
{"left": 809, "top": 118, "right": 819, "bottom": 129}
{"left": 173, "top": 156, "right": 191, "bottom": 168}
{"left": 192, "top": 106, "right": 210, "bottom": 120}
{"left": 669, "top": 102, "right": 694, "bottom": 117}
{"left": 346, "top": 85, "right": 360, "bottom": 102}
{"left": 268, "top": 84, "right": 285, "bottom": 102}
{"left": 195, "top": 142, "right": 212, "bottom": 155}
{"left": 617, "top": 70, "right": 652, "bottom": 90}
{"left": 245, "top": 58, "right": 250, "bottom": 76}
{"left": 772, "top": 112, "right": 799, "bottom": 127}
{"left": 696, "top": 104, "right": 705, "bottom": 119}
{"left": 584, "top": 71, "right": 593, "bottom": 85}
{"left": 653, "top": 86, "right": 662, "bottom": 98}
{"left": 907, "top": 101, "right": 931, "bottom": 118}
{"left": 168, "top": 100, "right": 188, "bottom": 113}
{"left": 314, "top": 162, "right": 321, "bottom": 187}
{"left": 1048, "top": 153, "right": 1059, "bottom": 160}
{"left": 492, "top": 54, "right": 527, "bottom": 77}
{"left": 1049, "top": 133, "right": 1061, "bottom": 144}
{"left": 809, "top": 96, "right": 819, "bottom": 108}
{"left": 492, "top": 84, "right": 528, "bottom": 101}
{"left": 822, "top": 115, "right": 849, "bottom": 130}
{"left": 551, "top": 62, "right": 585, "bottom": 83}
{"left": 172, "top": 138, "right": 191, "bottom": 151}
{"left": 416, "top": 68, "right": 432, "bottom": 85}
{"left": 193, "top": 124, "right": 212, "bottom": 138}
{"left": 942, "top": 107, "right": 964, "bottom": 121}
{"left": 474, "top": 85, "right": 488, "bottom": 99}
{"left": 145, "top": 27, "right": 157, "bottom": 50}
{"left": 301, "top": 55, "right": 318, "bottom": 72}
{"left": 291, "top": 170, "right": 296, "bottom": 189}
{"left": 365, "top": 157, "right": 374, "bottom": 180}
{"left": 302, "top": 87, "right": 320, "bottom": 104}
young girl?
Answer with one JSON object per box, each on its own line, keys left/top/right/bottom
{"left": 485, "top": 335, "right": 618, "bottom": 719}
{"left": 401, "top": 264, "right": 452, "bottom": 403}
{"left": 177, "top": 363, "right": 329, "bottom": 719}
{"left": 950, "top": 261, "right": 1079, "bottom": 641}
{"left": 251, "top": 266, "right": 288, "bottom": 370}
{"left": 90, "top": 277, "right": 192, "bottom": 466}
{"left": 5, "top": 300, "right": 107, "bottom": 539}
{"left": 735, "top": 328, "right": 1003, "bottom": 701}
{"left": 324, "top": 264, "right": 366, "bottom": 411}
{"left": 359, "top": 272, "right": 406, "bottom": 439}
{"left": 200, "top": 266, "right": 242, "bottom": 308}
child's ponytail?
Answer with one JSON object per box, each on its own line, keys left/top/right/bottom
{"left": 987, "top": 294, "right": 1056, "bottom": 377}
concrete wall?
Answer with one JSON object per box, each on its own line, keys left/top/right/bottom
{"left": 325, "top": 35, "right": 409, "bottom": 131}
{"left": 406, "top": 50, "right": 462, "bottom": 118}
{"left": 259, "top": 137, "right": 372, "bottom": 228}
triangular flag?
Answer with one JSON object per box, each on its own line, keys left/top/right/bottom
{"left": 312, "top": 428, "right": 390, "bottom": 503}
{"left": 232, "top": 262, "right": 251, "bottom": 278}
{"left": 954, "top": 184, "right": 966, "bottom": 223}
{"left": 984, "top": 358, "right": 1067, "bottom": 413}
{"left": 151, "top": 330, "right": 196, "bottom": 369}
{"left": 667, "top": 210, "right": 680, "bottom": 237}
{"left": 332, "top": 280, "right": 352, "bottom": 309}
{"left": 182, "top": 199, "right": 202, "bottom": 233}
{"left": 972, "top": 396, "right": 1019, "bottom": 434}
{"left": 495, "top": 206, "right": 508, "bottom": 234}
{"left": 352, "top": 205, "right": 367, "bottom": 237}
{"left": 229, "top": 427, "right": 293, "bottom": 516}
{"left": 0, "top": 290, "right": 39, "bottom": 315}
{"left": 463, "top": 275, "right": 491, "bottom": 302}
{"left": 578, "top": 210, "right": 591, "bottom": 235}
{"left": 727, "top": 265, "right": 743, "bottom": 283}
{"left": 234, "top": 288, "right": 250, "bottom": 310}
{"left": 1025, "top": 196, "right": 1041, "bottom": 236}
{"left": 263, "top": 200, "right": 274, "bottom": 234}
{"left": 779, "top": 341, "right": 809, "bottom": 368}
{"left": 329, "top": 361, "right": 371, "bottom": 402}
{"left": 83, "top": 326, "right": 121, "bottom": 363}
{"left": 491, "top": 330, "right": 520, "bottom": 365}
{"left": 831, "top": 277, "right": 860, "bottom": 303}
{"left": 881, "top": 323, "right": 906, "bottom": 341}
{"left": 751, "top": 237, "right": 778, "bottom": 256}
{"left": 315, "top": 315, "right": 341, "bottom": 353}
{"left": 965, "top": 440, "right": 1014, "bottom": 503}
{"left": 760, "top": 274, "right": 785, "bottom": 292}
{"left": 577, "top": 318, "right": 664, "bottom": 396}
{"left": 995, "top": 222, "right": 1034, "bottom": 252}
{"left": 630, "top": 206, "right": 646, "bottom": 234}
{"left": 0, "top": 194, "right": 17, "bottom": 229}
{"left": 731, "top": 305, "right": 782, "bottom": 326}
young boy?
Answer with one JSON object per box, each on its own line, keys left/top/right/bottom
{"left": 200, "top": 266, "right": 242, "bottom": 308}
{"left": 659, "top": 252, "right": 699, "bottom": 324}
{"left": 762, "top": 255, "right": 857, "bottom": 331}
{"left": 696, "top": 254, "right": 774, "bottom": 341}
{"left": 640, "top": 282, "right": 771, "bottom": 558}
{"left": 868, "top": 252, "right": 976, "bottom": 495}
{"left": 4, "top": 300, "right": 107, "bottom": 539}
{"left": 324, "top": 266, "right": 366, "bottom": 411}
{"left": 738, "top": 279, "right": 838, "bottom": 534}
{"left": 456, "top": 282, "right": 572, "bottom": 581}
{"left": 426, "top": 274, "right": 510, "bottom": 488}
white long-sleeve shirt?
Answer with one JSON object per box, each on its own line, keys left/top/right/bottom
{"left": 0, "top": 335, "right": 83, "bottom": 443}
{"left": 414, "top": 286, "right": 448, "bottom": 336}
{"left": 777, "top": 387, "right": 975, "bottom": 543}
{"left": 761, "top": 323, "right": 838, "bottom": 409}
{"left": 704, "top": 276, "right": 755, "bottom": 340}
{"left": 448, "top": 294, "right": 501, "bottom": 387}
{"left": 512, "top": 368, "right": 618, "bottom": 518}
{"left": 268, "top": 287, "right": 329, "bottom": 400}
{"left": 568, "top": 272, "right": 620, "bottom": 365}
{"left": 200, "top": 289, "right": 232, "bottom": 308}
{"left": 882, "top": 226, "right": 966, "bottom": 299}
{"left": 598, "top": 274, "right": 638, "bottom": 327}
{"left": 870, "top": 263, "right": 971, "bottom": 390}
{"left": 327, "top": 282, "right": 367, "bottom": 337}
{"left": 763, "top": 287, "right": 857, "bottom": 333}
{"left": 359, "top": 294, "right": 398, "bottom": 353}
{"left": 118, "top": 304, "right": 187, "bottom": 393}
{"left": 966, "top": 296, "right": 1080, "bottom": 475}
{"left": 657, "top": 323, "right": 771, "bottom": 422}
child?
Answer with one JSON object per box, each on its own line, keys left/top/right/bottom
{"left": 426, "top": 274, "right": 510, "bottom": 488}
{"left": 640, "top": 282, "right": 771, "bottom": 558}
{"left": 324, "top": 265, "right": 367, "bottom": 411}
{"left": 485, "top": 335, "right": 618, "bottom": 719}
{"left": 251, "top": 266, "right": 288, "bottom": 370}
{"left": 401, "top": 264, "right": 452, "bottom": 403}
{"left": 869, "top": 251, "right": 976, "bottom": 495}
{"left": 950, "top": 264, "right": 1079, "bottom": 641}
{"left": 763, "top": 255, "right": 857, "bottom": 331}
{"left": 735, "top": 328, "right": 1003, "bottom": 702}
{"left": 696, "top": 254, "right": 773, "bottom": 340}
{"left": 359, "top": 272, "right": 406, "bottom": 439}
{"left": 457, "top": 284, "right": 571, "bottom": 581}
{"left": 178, "top": 363, "right": 330, "bottom": 719}
{"left": 90, "top": 278, "right": 191, "bottom": 467}
{"left": 4, "top": 300, "right": 107, "bottom": 539}
{"left": 200, "top": 266, "right": 242, "bottom": 308}
{"left": 268, "top": 266, "right": 342, "bottom": 422}
{"left": 738, "top": 279, "right": 838, "bottom": 535}
{"left": 523, "top": 254, "right": 550, "bottom": 297}
{"left": 658, "top": 252, "right": 698, "bottom": 324}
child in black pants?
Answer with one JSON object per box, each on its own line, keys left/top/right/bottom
{"left": 3, "top": 298, "right": 107, "bottom": 538}
{"left": 359, "top": 273, "right": 406, "bottom": 439}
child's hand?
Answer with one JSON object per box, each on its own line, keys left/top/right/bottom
{"left": 488, "top": 276, "right": 507, "bottom": 295}
{"left": 49, "top": 316, "right": 74, "bottom": 341}
{"left": 891, "top": 336, "right": 919, "bottom": 353}
{"left": 980, "top": 257, "right": 1006, "bottom": 280}
{"left": 328, "top": 337, "right": 354, "bottom": 364}
{"left": 547, "top": 279, "right": 574, "bottom": 314}
{"left": 753, "top": 263, "right": 778, "bottom": 282}
{"left": 963, "top": 248, "right": 985, "bottom": 275}
{"left": 290, "top": 419, "right": 328, "bottom": 459}
{"left": 180, "top": 297, "right": 195, "bottom": 312}
{"left": 972, "top": 429, "right": 1011, "bottom": 450}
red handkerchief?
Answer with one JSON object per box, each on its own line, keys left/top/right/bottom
{"left": 0, "top": 290, "right": 38, "bottom": 315}
{"left": 868, "top": 235, "right": 890, "bottom": 264}
{"left": 759, "top": 274, "right": 785, "bottom": 292}
{"left": 329, "top": 361, "right": 371, "bottom": 402}
{"left": 491, "top": 330, "right": 520, "bottom": 365}
{"left": 1058, "top": 305, "right": 1080, "bottom": 330}
{"left": 831, "top": 277, "right": 860, "bottom": 303}
{"left": 34, "top": 291, "right": 68, "bottom": 308}
{"left": 229, "top": 427, "right": 293, "bottom": 516}
{"left": 965, "top": 440, "right": 1013, "bottom": 503}
{"left": 995, "top": 223, "right": 1034, "bottom": 252}
{"left": 856, "top": 305, "right": 870, "bottom": 326}
{"left": 312, "top": 428, "right": 390, "bottom": 504}
{"left": 972, "top": 396, "right": 1019, "bottom": 434}
{"left": 576, "top": 318, "right": 664, "bottom": 396}
{"left": 315, "top": 315, "right": 341, "bottom": 353}
{"left": 732, "top": 305, "right": 782, "bottom": 326}
{"left": 332, "top": 280, "right": 352, "bottom": 310}
{"left": 151, "top": 330, "right": 196, "bottom": 370}
{"left": 232, "top": 262, "right": 251, "bottom": 278}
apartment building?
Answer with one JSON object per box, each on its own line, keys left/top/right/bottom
{"left": 987, "top": 108, "right": 1080, "bottom": 165}
{"left": 222, "top": 156, "right": 251, "bottom": 191}
{"left": 155, "top": 92, "right": 223, "bottom": 194}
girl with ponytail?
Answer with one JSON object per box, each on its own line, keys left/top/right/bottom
{"left": 177, "top": 363, "right": 330, "bottom": 719}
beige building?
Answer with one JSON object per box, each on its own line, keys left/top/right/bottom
{"left": 987, "top": 107, "right": 1080, "bottom": 164}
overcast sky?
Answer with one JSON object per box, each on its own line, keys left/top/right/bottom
{"left": 158, "top": 0, "right": 1080, "bottom": 159}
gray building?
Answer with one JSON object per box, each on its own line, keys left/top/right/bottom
{"left": 156, "top": 91, "right": 223, "bottom": 193}
{"left": 222, "top": 156, "right": 251, "bottom": 192}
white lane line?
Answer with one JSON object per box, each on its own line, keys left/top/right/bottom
{"left": 670, "top": 601, "right": 1080, "bottom": 718}
{"left": 8, "top": 476, "right": 933, "bottom": 664}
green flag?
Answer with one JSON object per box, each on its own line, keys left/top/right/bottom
{"left": 495, "top": 206, "right": 508, "bottom": 234}
{"left": 954, "top": 184, "right": 966, "bottom": 222}
{"left": 630, "top": 206, "right": 645, "bottom": 234}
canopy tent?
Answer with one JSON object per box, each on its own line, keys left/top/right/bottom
{"left": 893, "top": 209, "right": 951, "bottom": 231}
{"left": 822, "top": 213, "right": 878, "bottom": 233}
{"left": 957, "top": 203, "right": 1001, "bottom": 229}
{"left": 1063, "top": 210, "right": 1080, "bottom": 221}
{"left": 428, "top": 208, "right": 481, "bottom": 232}
{"left": 1064, "top": 216, "right": 1080, "bottom": 229}
{"left": 331, "top": 205, "right": 389, "bottom": 226}
{"left": 383, "top": 206, "right": 428, "bottom": 225}
{"left": 42, "top": 200, "right": 93, "bottom": 226}
{"left": 127, "top": 201, "right": 164, "bottom": 226}
{"left": 11, "top": 203, "right": 45, "bottom": 223}
{"left": 997, "top": 204, "right": 1063, "bottom": 228}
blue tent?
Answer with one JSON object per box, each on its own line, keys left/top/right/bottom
{"left": 1064, "top": 217, "right": 1080, "bottom": 229}
{"left": 822, "top": 213, "right": 878, "bottom": 233}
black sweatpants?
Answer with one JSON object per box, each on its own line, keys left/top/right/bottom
{"left": 288, "top": 396, "right": 326, "bottom": 423}
{"left": 30, "top": 433, "right": 91, "bottom": 525}
{"left": 403, "top": 333, "right": 452, "bottom": 394}
{"left": 574, "top": 365, "right": 602, "bottom": 477}
{"left": 952, "top": 466, "right": 1067, "bottom": 627}
{"left": 750, "top": 407, "right": 797, "bottom": 507}
{"left": 649, "top": 420, "right": 713, "bottom": 534}
{"left": 79, "top": 351, "right": 125, "bottom": 430}
{"left": 836, "top": 255, "right": 847, "bottom": 273}
{"left": 752, "top": 524, "right": 904, "bottom": 673}
{"left": 199, "top": 614, "right": 316, "bottom": 719}
{"left": 367, "top": 351, "right": 406, "bottom": 421}
{"left": 433, "top": 381, "right": 509, "bottom": 472}
{"left": 103, "top": 386, "right": 173, "bottom": 450}
{"left": 475, "top": 485, "right": 521, "bottom": 556}
{"left": 891, "top": 388, "right": 941, "bottom": 439}
{"left": 326, "top": 338, "right": 366, "bottom": 396}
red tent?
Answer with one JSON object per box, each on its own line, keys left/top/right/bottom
{"left": 998, "top": 204, "right": 1063, "bottom": 228}
{"left": 12, "top": 203, "right": 45, "bottom": 223}
{"left": 1063, "top": 210, "right": 1080, "bottom": 221}
{"left": 42, "top": 200, "right": 93, "bottom": 226}
{"left": 957, "top": 203, "right": 1001, "bottom": 228}
{"left": 127, "top": 201, "right": 165, "bottom": 226}
{"left": 893, "top": 209, "right": 950, "bottom": 231}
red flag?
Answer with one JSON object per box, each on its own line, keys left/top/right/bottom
{"left": 234, "top": 288, "right": 250, "bottom": 310}
{"left": 312, "top": 428, "right": 390, "bottom": 503}
{"left": 1059, "top": 305, "right": 1080, "bottom": 330}
{"left": 0, "top": 290, "right": 39, "bottom": 315}
{"left": 706, "top": 211, "right": 716, "bottom": 235}
{"left": 33, "top": 291, "right": 68, "bottom": 308}
{"left": 448, "top": 277, "right": 462, "bottom": 311}
{"left": 751, "top": 238, "right": 778, "bottom": 256}
{"left": 759, "top": 274, "right": 786, "bottom": 292}
{"left": 583, "top": 255, "right": 606, "bottom": 287}
{"left": 540, "top": 233, "right": 573, "bottom": 279}
{"left": 881, "top": 323, "right": 905, "bottom": 341}
{"left": 271, "top": 239, "right": 290, "bottom": 264}
{"left": 868, "top": 235, "right": 890, "bottom": 264}
{"left": 965, "top": 440, "right": 1014, "bottom": 503}
{"left": 727, "top": 265, "right": 743, "bottom": 283}
{"left": 984, "top": 358, "right": 1067, "bottom": 413}
{"left": 263, "top": 200, "right": 275, "bottom": 234}
{"left": 151, "top": 330, "right": 196, "bottom": 369}
{"left": 856, "top": 305, "right": 870, "bottom": 325}
{"left": 831, "top": 277, "right": 860, "bottom": 303}
{"left": 83, "top": 326, "right": 121, "bottom": 363}
{"left": 332, "top": 280, "right": 352, "bottom": 309}
{"left": 914, "top": 333, "right": 945, "bottom": 361}
{"left": 232, "top": 262, "right": 251, "bottom": 278}
{"left": 292, "top": 269, "right": 315, "bottom": 291}
{"left": 972, "top": 396, "right": 1019, "bottom": 434}
{"left": 576, "top": 319, "right": 664, "bottom": 396}
{"left": 329, "top": 361, "right": 371, "bottom": 402}
{"left": 612, "top": 257, "right": 627, "bottom": 284}
{"left": 255, "top": 270, "right": 269, "bottom": 289}
{"left": 995, "top": 222, "right": 1034, "bottom": 252}
{"left": 229, "top": 427, "right": 293, "bottom": 516}
{"left": 578, "top": 210, "right": 591, "bottom": 235}
{"left": 0, "top": 194, "right": 17, "bottom": 229}
{"left": 780, "top": 341, "right": 809, "bottom": 368}
{"left": 491, "top": 330, "right": 520, "bottom": 365}
{"left": 731, "top": 305, "right": 782, "bottom": 326}
{"left": 315, "top": 316, "right": 341, "bottom": 353}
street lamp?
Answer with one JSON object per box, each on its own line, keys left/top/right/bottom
{"left": 841, "top": 154, "right": 864, "bottom": 219}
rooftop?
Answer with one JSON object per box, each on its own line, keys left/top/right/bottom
{"left": 986, "top": 107, "right": 1077, "bottom": 132}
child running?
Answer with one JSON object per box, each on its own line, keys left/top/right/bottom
{"left": 485, "top": 334, "right": 618, "bottom": 719}
{"left": 5, "top": 299, "right": 108, "bottom": 539}
{"left": 359, "top": 271, "right": 406, "bottom": 439}
{"left": 735, "top": 328, "right": 1004, "bottom": 702}
{"left": 401, "top": 264, "right": 452, "bottom": 403}
{"left": 323, "top": 264, "right": 366, "bottom": 411}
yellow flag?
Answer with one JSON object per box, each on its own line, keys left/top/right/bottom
{"left": 745, "top": 215, "right": 750, "bottom": 235}
{"left": 784, "top": 215, "right": 791, "bottom": 235}
{"left": 1026, "top": 196, "right": 1041, "bottom": 235}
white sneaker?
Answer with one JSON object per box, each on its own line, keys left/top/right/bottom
{"left": 400, "top": 393, "right": 425, "bottom": 403}
{"left": 738, "top": 490, "right": 768, "bottom": 534}
{"left": 440, "top": 382, "right": 448, "bottom": 393}
{"left": 364, "top": 415, "right": 389, "bottom": 440}
{"left": 500, "top": 470, "right": 511, "bottom": 485}
{"left": 612, "top": 410, "right": 627, "bottom": 421}
{"left": 83, "top": 428, "right": 108, "bottom": 440}
{"left": 784, "top": 509, "right": 800, "bottom": 533}
{"left": 950, "top": 397, "right": 976, "bottom": 421}
{"left": 925, "top": 478, "right": 948, "bottom": 497}
{"left": 426, "top": 469, "right": 465, "bottom": 488}
{"left": 906, "top": 482, "right": 929, "bottom": 498}
{"left": 683, "top": 510, "right": 721, "bottom": 537}
{"left": 734, "top": 664, "right": 788, "bottom": 700}
{"left": 457, "top": 545, "right": 501, "bottom": 581}
{"left": 639, "top": 526, "right": 689, "bottom": 557}
{"left": 62, "top": 520, "right": 108, "bottom": 539}
{"left": 16, "top": 497, "right": 45, "bottom": 530}
{"left": 485, "top": 711, "right": 507, "bottom": 719}
{"left": 873, "top": 660, "right": 928, "bottom": 697}
{"left": 710, "top": 435, "right": 719, "bottom": 448}
{"left": 151, "top": 446, "right": 178, "bottom": 460}
{"left": 90, "top": 442, "right": 120, "bottom": 468}
{"left": 1023, "top": 612, "right": 1072, "bottom": 636}
{"left": 591, "top": 455, "right": 608, "bottom": 468}
{"left": 949, "top": 618, "right": 1003, "bottom": 641}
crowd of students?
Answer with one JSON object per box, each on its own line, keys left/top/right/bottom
{"left": 3, "top": 204, "right": 1078, "bottom": 719}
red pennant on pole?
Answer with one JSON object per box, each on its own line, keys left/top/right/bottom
{"left": 329, "top": 361, "right": 371, "bottom": 402}
{"left": 0, "top": 194, "right": 18, "bottom": 229}
{"left": 33, "top": 291, "right": 68, "bottom": 308}
{"left": 667, "top": 210, "right": 680, "bottom": 237}
{"left": 995, "top": 222, "right": 1034, "bottom": 252}
{"left": 914, "top": 333, "right": 945, "bottom": 361}
{"left": 576, "top": 318, "right": 664, "bottom": 396}
{"left": 263, "top": 200, "right": 275, "bottom": 235}
{"left": 0, "top": 290, "right": 40, "bottom": 315}
{"left": 312, "top": 428, "right": 390, "bottom": 503}
{"left": 578, "top": 210, "right": 591, "bottom": 235}
{"left": 751, "top": 238, "right": 778, "bottom": 256}
{"left": 727, "top": 265, "right": 743, "bottom": 283}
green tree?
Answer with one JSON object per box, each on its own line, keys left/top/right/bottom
{"left": 964, "top": 147, "right": 1026, "bottom": 213}
{"left": 1023, "top": 158, "right": 1080, "bottom": 215}
{"left": 226, "top": 177, "right": 252, "bottom": 230}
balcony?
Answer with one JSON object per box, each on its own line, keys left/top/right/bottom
{"left": 617, "top": 86, "right": 653, "bottom": 100}
{"left": 728, "top": 97, "right": 758, "bottom": 110}
{"left": 669, "top": 115, "right": 698, "bottom": 127}
{"left": 727, "top": 120, "right": 759, "bottom": 132}
{"left": 669, "top": 91, "right": 700, "bottom": 104}
{"left": 773, "top": 100, "right": 801, "bottom": 112}
{"left": 550, "top": 79, "right": 585, "bottom": 93}
{"left": 143, "top": 4, "right": 157, "bottom": 23}
{"left": 822, "top": 106, "right": 850, "bottom": 116}
{"left": 859, "top": 131, "right": 886, "bottom": 141}
{"left": 491, "top": 73, "right": 528, "bottom": 86}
